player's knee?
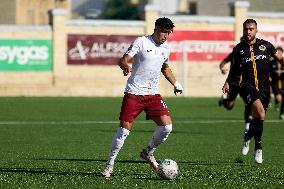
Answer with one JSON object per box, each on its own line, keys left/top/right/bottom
{"left": 254, "top": 110, "right": 265, "bottom": 120}
{"left": 276, "top": 94, "right": 282, "bottom": 102}
{"left": 163, "top": 124, "right": 172, "bottom": 134}
{"left": 120, "top": 121, "right": 132, "bottom": 130}
{"left": 259, "top": 112, "right": 265, "bottom": 120}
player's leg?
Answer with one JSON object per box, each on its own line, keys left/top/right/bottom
{"left": 241, "top": 90, "right": 257, "bottom": 156}
{"left": 102, "top": 93, "right": 143, "bottom": 178}
{"left": 250, "top": 98, "right": 266, "bottom": 164}
{"left": 241, "top": 103, "right": 252, "bottom": 156}
{"left": 279, "top": 91, "right": 284, "bottom": 119}
{"left": 140, "top": 95, "right": 172, "bottom": 171}
{"left": 141, "top": 115, "right": 172, "bottom": 171}
{"left": 101, "top": 122, "right": 130, "bottom": 178}
{"left": 243, "top": 103, "right": 252, "bottom": 135}
{"left": 242, "top": 113, "right": 254, "bottom": 156}
{"left": 275, "top": 93, "right": 281, "bottom": 111}
{"left": 219, "top": 84, "right": 239, "bottom": 110}
{"left": 271, "top": 84, "right": 280, "bottom": 112}
{"left": 218, "top": 93, "right": 235, "bottom": 109}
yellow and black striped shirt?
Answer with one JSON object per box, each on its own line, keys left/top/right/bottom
{"left": 227, "top": 38, "right": 277, "bottom": 92}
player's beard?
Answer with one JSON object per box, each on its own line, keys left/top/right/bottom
{"left": 245, "top": 35, "right": 255, "bottom": 43}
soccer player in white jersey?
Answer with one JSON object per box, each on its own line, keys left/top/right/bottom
{"left": 101, "top": 17, "right": 183, "bottom": 178}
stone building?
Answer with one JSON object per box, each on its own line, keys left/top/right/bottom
{"left": 0, "top": 0, "right": 71, "bottom": 25}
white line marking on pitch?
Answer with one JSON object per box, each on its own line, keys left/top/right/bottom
{"left": 0, "top": 120, "right": 282, "bottom": 125}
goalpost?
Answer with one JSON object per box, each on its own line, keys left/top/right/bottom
{"left": 175, "top": 40, "right": 234, "bottom": 97}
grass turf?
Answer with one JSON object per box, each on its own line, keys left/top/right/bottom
{"left": 0, "top": 97, "right": 283, "bottom": 188}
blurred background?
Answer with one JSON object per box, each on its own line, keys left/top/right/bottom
{"left": 0, "top": 0, "right": 283, "bottom": 97}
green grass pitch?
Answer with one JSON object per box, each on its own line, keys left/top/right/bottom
{"left": 0, "top": 97, "right": 283, "bottom": 188}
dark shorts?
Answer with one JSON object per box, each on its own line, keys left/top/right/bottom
{"left": 227, "top": 84, "right": 240, "bottom": 101}
{"left": 240, "top": 88, "right": 271, "bottom": 111}
{"left": 271, "top": 82, "right": 284, "bottom": 96}
{"left": 119, "top": 92, "right": 170, "bottom": 123}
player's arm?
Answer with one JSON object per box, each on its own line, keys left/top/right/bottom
{"left": 161, "top": 64, "right": 183, "bottom": 95}
{"left": 273, "top": 50, "right": 284, "bottom": 64}
{"left": 219, "top": 60, "right": 229, "bottom": 75}
{"left": 119, "top": 37, "right": 142, "bottom": 76}
{"left": 219, "top": 52, "right": 233, "bottom": 75}
{"left": 222, "top": 51, "right": 240, "bottom": 94}
{"left": 118, "top": 54, "right": 133, "bottom": 76}
{"left": 222, "top": 81, "right": 230, "bottom": 94}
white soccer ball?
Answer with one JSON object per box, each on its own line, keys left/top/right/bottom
{"left": 157, "top": 159, "right": 179, "bottom": 180}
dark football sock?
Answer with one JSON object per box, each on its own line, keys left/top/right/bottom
{"left": 244, "top": 105, "right": 252, "bottom": 123}
{"left": 253, "top": 119, "right": 263, "bottom": 150}
{"left": 244, "top": 119, "right": 255, "bottom": 141}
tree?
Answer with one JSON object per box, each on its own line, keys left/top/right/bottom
{"left": 99, "top": 0, "right": 141, "bottom": 20}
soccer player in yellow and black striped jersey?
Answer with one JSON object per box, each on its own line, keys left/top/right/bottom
{"left": 218, "top": 36, "right": 252, "bottom": 133}
{"left": 218, "top": 52, "right": 239, "bottom": 111}
{"left": 269, "top": 47, "right": 284, "bottom": 119}
{"left": 222, "top": 19, "right": 284, "bottom": 164}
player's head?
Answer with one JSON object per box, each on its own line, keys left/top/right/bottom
{"left": 153, "top": 17, "right": 174, "bottom": 45}
{"left": 276, "top": 46, "right": 283, "bottom": 53}
{"left": 276, "top": 46, "right": 283, "bottom": 57}
{"left": 243, "top": 19, "right": 258, "bottom": 43}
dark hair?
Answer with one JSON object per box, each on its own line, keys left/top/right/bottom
{"left": 155, "top": 17, "right": 175, "bottom": 30}
{"left": 276, "top": 46, "right": 283, "bottom": 52}
{"left": 243, "top": 19, "right": 257, "bottom": 27}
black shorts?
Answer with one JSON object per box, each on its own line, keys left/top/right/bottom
{"left": 240, "top": 88, "right": 271, "bottom": 111}
{"left": 227, "top": 84, "right": 240, "bottom": 101}
{"left": 271, "top": 82, "right": 284, "bottom": 96}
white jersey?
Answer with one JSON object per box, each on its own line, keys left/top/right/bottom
{"left": 124, "top": 35, "right": 170, "bottom": 95}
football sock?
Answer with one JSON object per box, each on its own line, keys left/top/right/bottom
{"left": 244, "top": 105, "right": 252, "bottom": 134}
{"left": 244, "top": 105, "right": 252, "bottom": 124}
{"left": 253, "top": 119, "right": 263, "bottom": 150}
{"left": 145, "top": 124, "right": 172, "bottom": 155}
{"left": 244, "top": 119, "right": 255, "bottom": 141}
{"left": 106, "top": 127, "right": 130, "bottom": 165}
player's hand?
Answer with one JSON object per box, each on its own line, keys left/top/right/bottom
{"left": 123, "top": 66, "right": 132, "bottom": 76}
{"left": 174, "top": 81, "right": 183, "bottom": 96}
{"left": 220, "top": 67, "right": 229, "bottom": 75}
{"left": 222, "top": 82, "right": 229, "bottom": 94}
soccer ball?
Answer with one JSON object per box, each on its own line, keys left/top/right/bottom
{"left": 157, "top": 159, "right": 179, "bottom": 180}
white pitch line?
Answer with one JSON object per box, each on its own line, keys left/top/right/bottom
{"left": 0, "top": 120, "right": 282, "bottom": 125}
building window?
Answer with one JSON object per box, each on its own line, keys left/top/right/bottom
{"left": 189, "top": 1, "right": 197, "bottom": 15}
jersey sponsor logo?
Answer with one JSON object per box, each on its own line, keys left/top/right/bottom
{"left": 146, "top": 49, "right": 152, "bottom": 52}
{"left": 259, "top": 45, "right": 266, "bottom": 51}
{"left": 244, "top": 55, "right": 267, "bottom": 62}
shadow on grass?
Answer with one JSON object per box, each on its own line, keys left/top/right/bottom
{"left": 33, "top": 158, "right": 249, "bottom": 166}
{"left": 33, "top": 158, "right": 145, "bottom": 164}
{"left": 0, "top": 167, "right": 155, "bottom": 180}
{"left": 0, "top": 167, "right": 101, "bottom": 176}
{"left": 177, "top": 160, "right": 250, "bottom": 166}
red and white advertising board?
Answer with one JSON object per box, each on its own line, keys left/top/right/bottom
{"left": 67, "top": 34, "right": 138, "bottom": 65}
{"left": 168, "top": 30, "right": 234, "bottom": 62}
